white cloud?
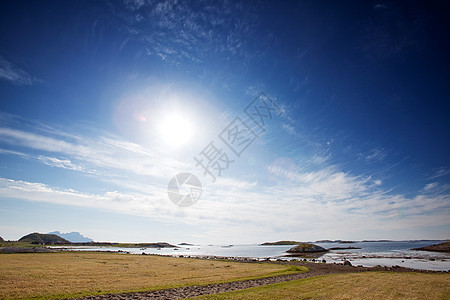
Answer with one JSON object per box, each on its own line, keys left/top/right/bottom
{"left": 429, "top": 167, "right": 450, "bottom": 179}
{"left": 0, "top": 56, "right": 43, "bottom": 85}
{"left": 0, "top": 116, "right": 448, "bottom": 243}
{"left": 1, "top": 153, "right": 449, "bottom": 243}
{"left": 123, "top": 0, "right": 145, "bottom": 11}
{"left": 117, "top": 0, "right": 257, "bottom": 64}
{"left": 424, "top": 182, "right": 438, "bottom": 191}
{"left": 0, "top": 178, "right": 174, "bottom": 219}
{"left": 281, "top": 123, "right": 295, "bottom": 135}
{"left": 0, "top": 126, "right": 191, "bottom": 180}
{"left": 0, "top": 148, "right": 29, "bottom": 158}
{"left": 37, "top": 156, "right": 86, "bottom": 172}
{"left": 363, "top": 147, "right": 387, "bottom": 162}
{"left": 373, "top": 179, "right": 382, "bottom": 186}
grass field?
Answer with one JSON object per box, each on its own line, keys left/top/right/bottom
{"left": 191, "top": 271, "right": 450, "bottom": 300}
{"left": 0, "top": 251, "right": 300, "bottom": 299}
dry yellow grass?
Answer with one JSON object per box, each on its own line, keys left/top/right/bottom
{"left": 0, "top": 251, "right": 290, "bottom": 299}
{"left": 192, "top": 271, "right": 450, "bottom": 300}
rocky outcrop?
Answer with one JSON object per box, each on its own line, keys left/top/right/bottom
{"left": 411, "top": 241, "right": 450, "bottom": 253}
{"left": 286, "top": 243, "right": 328, "bottom": 254}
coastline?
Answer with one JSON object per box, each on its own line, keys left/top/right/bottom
{"left": 1, "top": 250, "right": 448, "bottom": 299}
{"left": 42, "top": 242, "right": 450, "bottom": 272}
{"left": 69, "top": 255, "right": 447, "bottom": 300}
{"left": 3, "top": 240, "right": 449, "bottom": 271}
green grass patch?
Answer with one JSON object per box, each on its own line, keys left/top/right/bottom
{"left": 190, "top": 271, "right": 450, "bottom": 300}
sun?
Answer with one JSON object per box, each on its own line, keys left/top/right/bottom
{"left": 158, "top": 111, "right": 194, "bottom": 147}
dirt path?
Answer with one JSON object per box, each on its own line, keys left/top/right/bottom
{"left": 73, "top": 260, "right": 441, "bottom": 300}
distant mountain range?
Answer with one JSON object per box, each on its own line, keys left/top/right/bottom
{"left": 48, "top": 231, "right": 93, "bottom": 243}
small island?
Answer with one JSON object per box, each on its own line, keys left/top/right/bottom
{"left": 285, "top": 243, "right": 328, "bottom": 256}
{"left": 411, "top": 241, "right": 450, "bottom": 253}
{"left": 261, "top": 241, "right": 302, "bottom": 245}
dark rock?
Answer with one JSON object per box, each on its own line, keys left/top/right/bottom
{"left": 286, "top": 243, "right": 328, "bottom": 254}
{"left": 344, "top": 260, "right": 352, "bottom": 266}
{"left": 328, "top": 246, "right": 361, "bottom": 250}
{"left": 411, "top": 241, "right": 450, "bottom": 253}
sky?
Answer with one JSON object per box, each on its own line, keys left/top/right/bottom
{"left": 0, "top": 0, "right": 449, "bottom": 244}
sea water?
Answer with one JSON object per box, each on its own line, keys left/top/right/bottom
{"left": 56, "top": 240, "right": 450, "bottom": 271}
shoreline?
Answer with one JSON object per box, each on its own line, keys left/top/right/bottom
{"left": 2, "top": 246, "right": 448, "bottom": 272}
{"left": 71, "top": 256, "right": 447, "bottom": 300}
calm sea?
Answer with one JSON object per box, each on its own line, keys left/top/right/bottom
{"left": 58, "top": 240, "right": 450, "bottom": 271}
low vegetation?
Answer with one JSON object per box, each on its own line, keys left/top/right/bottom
{"left": 0, "top": 252, "right": 298, "bottom": 299}
{"left": 18, "top": 232, "right": 70, "bottom": 245}
{"left": 412, "top": 241, "right": 450, "bottom": 253}
{"left": 192, "top": 272, "right": 450, "bottom": 299}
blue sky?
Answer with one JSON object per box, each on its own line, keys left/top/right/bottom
{"left": 0, "top": 0, "right": 449, "bottom": 244}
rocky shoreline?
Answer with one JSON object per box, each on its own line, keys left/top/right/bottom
{"left": 0, "top": 246, "right": 56, "bottom": 254}
{"left": 411, "top": 241, "right": 450, "bottom": 253}
{"left": 72, "top": 257, "right": 446, "bottom": 300}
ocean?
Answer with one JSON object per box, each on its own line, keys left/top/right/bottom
{"left": 57, "top": 240, "right": 450, "bottom": 271}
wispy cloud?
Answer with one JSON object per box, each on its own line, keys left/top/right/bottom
{"left": 37, "top": 156, "right": 87, "bottom": 172}
{"left": 0, "top": 114, "right": 448, "bottom": 242}
{"left": 116, "top": 0, "right": 258, "bottom": 64}
{"left": 281, "top": 123, "right": 295, "bottom": 135}
{"left": 0, "top": 178, "right": 174, "bottom": 219}
{"left": 0, "top": 56, "right": 43, "bottom": 85}
{"left": 0, "top": 126, "right": 191, "bottom": 181}
{"left": 192, "top": 164, "right": 450, "bottom": 241}
{"left": 1, "top": 152, "right": 449, "bottom": 242}
{"left": 0, "top": 148, "right": 29, "bottom": 158}
{"left": 429, "top": 166, "right": 450, "bottom": 180}
{"left": 359, "top": 147, "right": 387, "bottom": 162}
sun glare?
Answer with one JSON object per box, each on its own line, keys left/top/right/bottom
{"left": 158, "top": 111, "right": 194, "bottom": 147}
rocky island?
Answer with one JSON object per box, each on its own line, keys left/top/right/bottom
{"left": 261, "top": 241, "right": 303, "bottom": 245}
{"left": 286, "top": 243, "right": 328, "bottom": 256}
{"left": 411, "top": 241, "right": 450, "bottom": 253}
